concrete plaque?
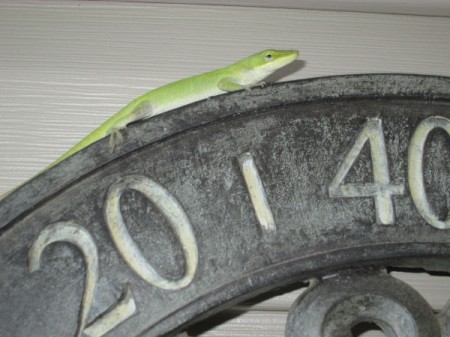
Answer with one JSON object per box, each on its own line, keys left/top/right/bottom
{"left": 0, "top": 75, "right": 449, "bottom": 336}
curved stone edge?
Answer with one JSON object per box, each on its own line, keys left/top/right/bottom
{"left": 141, "top": 242, "right": 450, "bottom": 336}
{"left": 1, "top": 74, "right": 450, "bottom": 230}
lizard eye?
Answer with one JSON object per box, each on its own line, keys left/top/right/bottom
{"left": 265, "top": 54, "right": 273, "bottom": 60}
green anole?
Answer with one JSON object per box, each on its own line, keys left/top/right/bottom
{"left": 1, "top": 49, "right": 299, "bottom": 200}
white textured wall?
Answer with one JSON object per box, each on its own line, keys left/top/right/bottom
{"left": 2, "top": 2, "right": 450, "bottom": 194}
{"left": 0, "top": 2, "right": 449, "bottom": 336}
{"left": 75, "top": 0, "right": 450, "bottom": 17}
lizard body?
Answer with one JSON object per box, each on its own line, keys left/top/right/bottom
{"left": 1, "top": 49, "right": 299, "bottom": 199}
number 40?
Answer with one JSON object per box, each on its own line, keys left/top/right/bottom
{"left": 329, "top": 116, "right": 449, "bottom": 229}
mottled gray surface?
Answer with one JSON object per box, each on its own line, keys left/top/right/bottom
{"left": 286, "top": 268, "right": 441, "bottom": 337}
{"left": 0, "top": 75, "right": 449, "bottom": 337}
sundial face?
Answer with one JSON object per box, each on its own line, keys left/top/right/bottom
{"left": 0, "top": 75, "right": 449, "bottom": 337}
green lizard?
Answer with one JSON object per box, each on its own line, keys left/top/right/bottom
{"left": 1, "top": 49, "right": 299, "bottom": 199}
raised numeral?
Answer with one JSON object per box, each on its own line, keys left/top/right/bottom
{"left": 329, "top": 118, "right": 405, "bottom": 224}
{"left": 238, "top": 152, "right": 276, "bottom": 233}
{"left": 104, "top": 175, "right": 198, "bottom": 290}
{"left": 408, "top": 116, "right": 450, "bottom": 229}
{"left": 83, "top": 284, "right": 136, "bottom": 337}
{"left": 28, "top": 222, "right": 136, "bottom": 337}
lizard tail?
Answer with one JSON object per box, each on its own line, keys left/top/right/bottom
{"left": 45, "top": 125, "right": 109, "bottom": 170}
{"left": 0, "top": 124, "right": 109, "bottom": 202}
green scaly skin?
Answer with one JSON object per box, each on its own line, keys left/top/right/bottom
{"left": 1, "top": 49, "right": 299, "bottom": 200}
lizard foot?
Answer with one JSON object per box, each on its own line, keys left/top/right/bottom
{"left": 244, "top": 81, "right": 267, "bottom": 91}
{"left": 109, "top": 128, "right": 125, "bottom": 153}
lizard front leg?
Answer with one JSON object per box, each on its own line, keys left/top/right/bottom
{"left": 218, "top": 78, "right": 266, "bottom": 92}
{"left": 218, "top": 78, "right": 244, "bottom": 92}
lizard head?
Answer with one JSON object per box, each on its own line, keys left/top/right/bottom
{"left": 245, "top": 49, "right": 299, "bottom": 76}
